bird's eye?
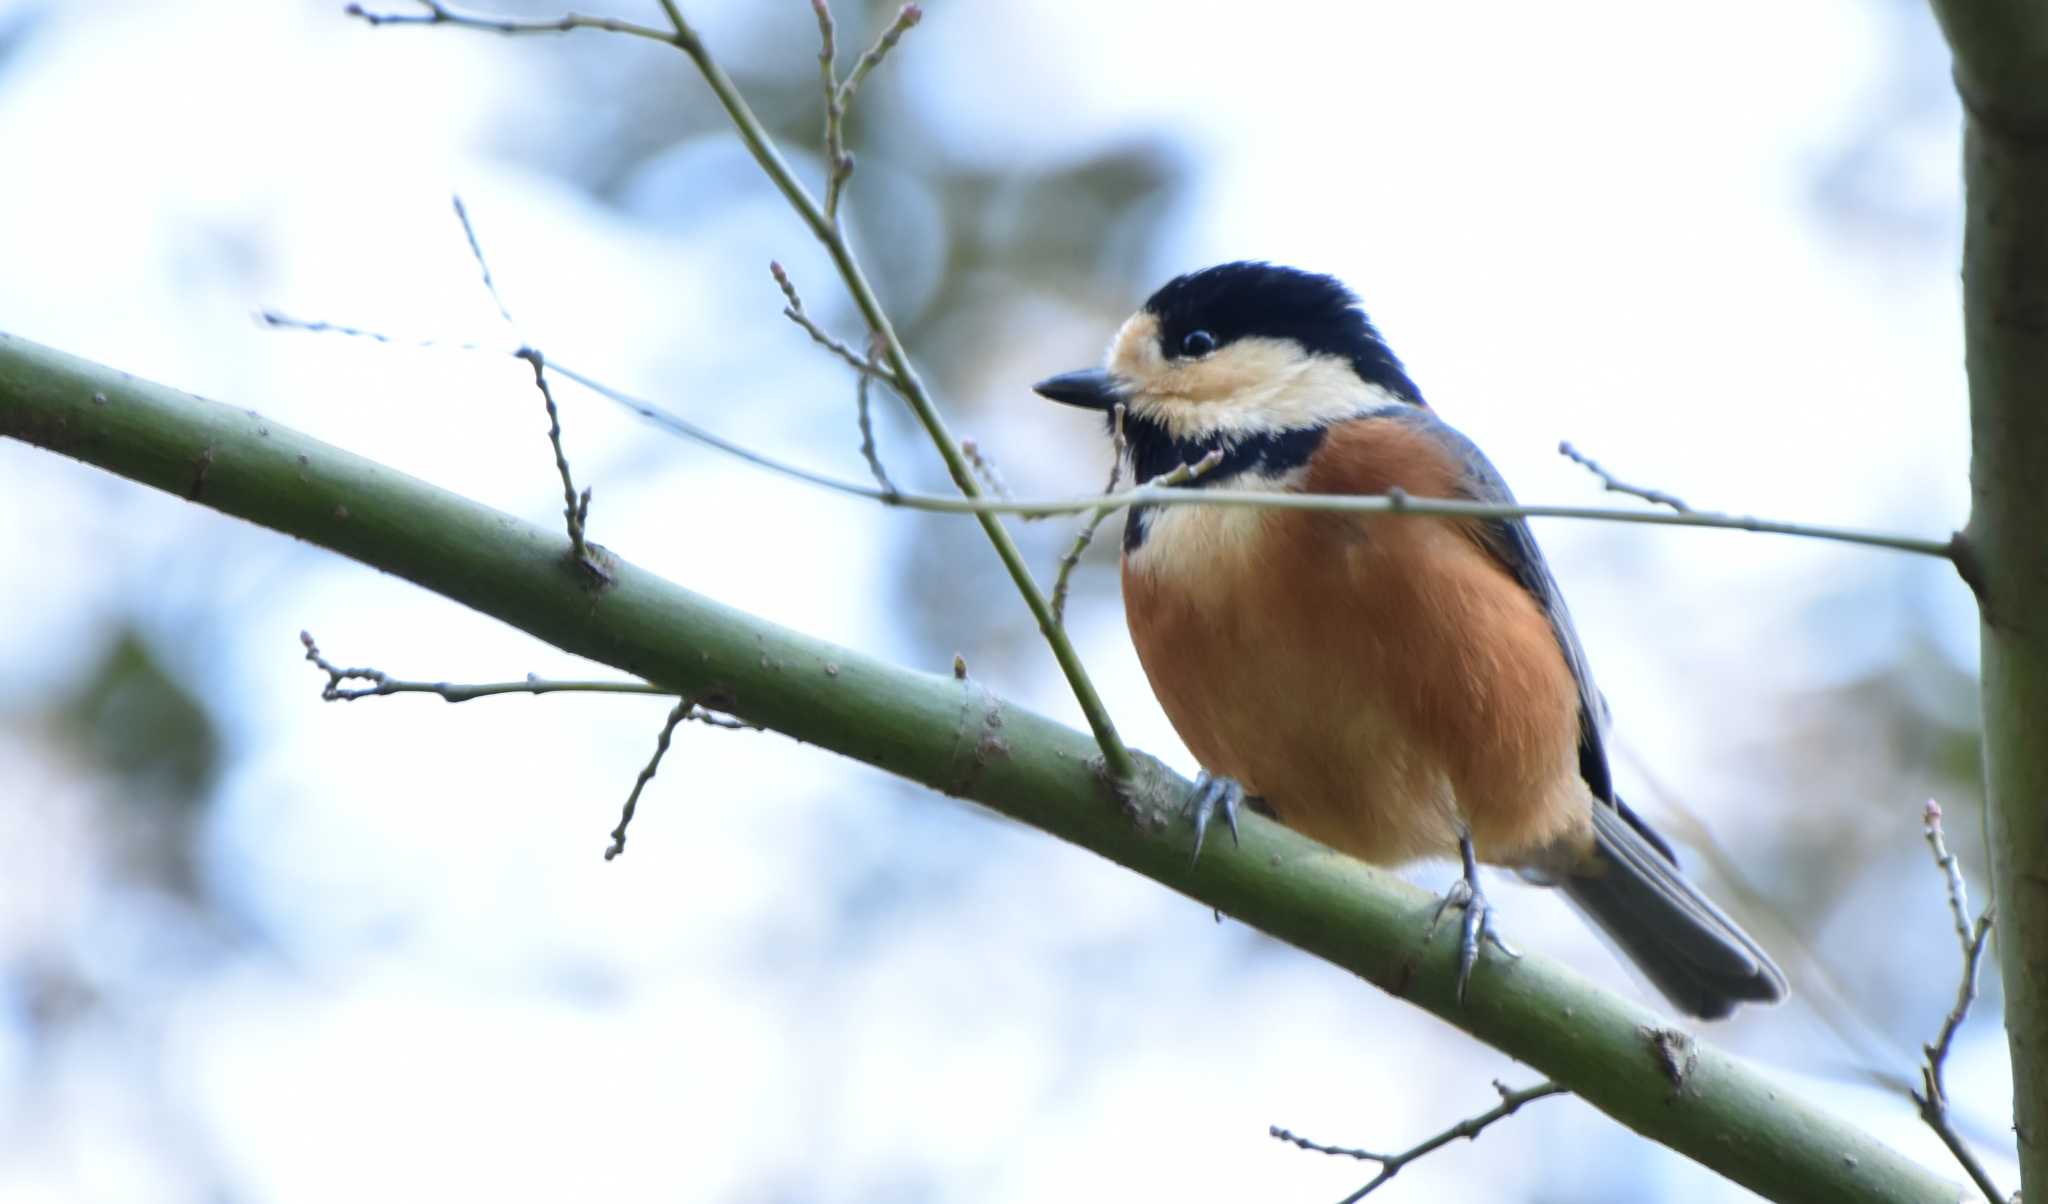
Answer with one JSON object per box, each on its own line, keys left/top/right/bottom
{"left": 1179, "top": 329, "right": 1217, "bottom": 357}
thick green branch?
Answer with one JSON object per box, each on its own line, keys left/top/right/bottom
{"left": 1929, "top": 2, "right": 2048, "bottom": 1197}
{"left": 0, "top": 330, "right": 1964, "bottom": 1204}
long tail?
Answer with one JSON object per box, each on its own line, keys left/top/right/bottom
{"left": 1561, "top": 801, "right": 1787, "bottom": 1020}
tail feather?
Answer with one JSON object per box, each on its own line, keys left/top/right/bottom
{"left": 1562, "top": 803, "right": 1787, "bottom": 1020}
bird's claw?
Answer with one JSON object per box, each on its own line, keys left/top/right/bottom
{"left": 1426, "top": 832, "right": 1519, "bottom": 1005}
{"left": 1187, "top": 771, "right": 1246, "bottom": 865}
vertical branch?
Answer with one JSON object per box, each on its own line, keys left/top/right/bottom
{"left": 1926, "top": 3, "right": 2048, "bottom": 1198}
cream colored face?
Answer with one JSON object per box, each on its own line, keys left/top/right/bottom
{"left": 1105, "top": 311, "right": 1407, "bottom": 442}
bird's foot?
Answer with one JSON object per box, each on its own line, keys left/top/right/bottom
{"left": 1426, "top": 831, "right": 1519, "bottom": 1005}
{"left": 1186, "top": 771, "right": 1248, "bottom": 865}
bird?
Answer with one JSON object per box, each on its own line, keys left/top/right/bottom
{"left": 1033, "top": 261, "right": 1787, "bottom": 1019}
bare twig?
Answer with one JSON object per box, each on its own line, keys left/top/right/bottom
{"left": 1050, "top": 403, "right": 1130, "bottom": 625}
{"left": 837, "top": 5, "right": 920, "bottom": 117}
{"left": 258, "top": 309, "right": 490, "bottom": 351}
{"left": 518, "top": 345, "right": 603, "bottom": 575}
{"left": 810, "top": 1, "right": 922, "bottom": 221}
{"left": 1558, "top": 440, "right": 1693, "bottom": 513}
{"left": 811, "top": 0, "right": 851, "bottom": 220}
{"left": 605, "top": 699, "right": 692, "bottom": 861}
{"left": 823, "top": 2, "right": 919, "bottom": 220}
{"left": 452, "top": 194, "right": 517, "bottom": 332}
{"left": 257, "top": 315, "right": 1961, "bottom": 559}
{"left": 302, "top": 630, "right": 746, "bottom": 863}
{"left": 853, "top": 333, "right": 897, "bottom": 497}
{"left": 1271, "top": 1079, "right": 1567, "bottom": 1202}
{"left": 535, "top": 350, "right": 1951, "bottom": 558}
{"left": 446, "top": 196, "right": 603, "bottom": 577}
{"left": 345, "top": 0, "right": 672, "bottom": 41}
{"left": 1913, "top": 800, "right": 2004, "bottom": 1204}
{"left": 959, "top": 437, "right": 1013, "bottom": 502}
{"left": 768, "top": 259, "right": 897, "bottom": 493}
{"left": 297, "top": 631, "right": 760, "bottom": 723}
{"left": 1045, "top": 439, "right": 1222, "bottom": 628}
{"left": 769, "top": 260, "right": 890, "bottom": 381}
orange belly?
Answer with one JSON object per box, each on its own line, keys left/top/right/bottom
{"left": 1122, "top": 499, "right": 1590, "bottom": 868}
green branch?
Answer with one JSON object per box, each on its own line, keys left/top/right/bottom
{"left": 1929, "top": 1, "right": 2048, "bottom": 1198}
{"left": 0, "top": 329, "right": 1964, "bottom": 1204}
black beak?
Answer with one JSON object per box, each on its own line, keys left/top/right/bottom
{"left": 1033, "top": 368, "right": 1127, "bottom": 411}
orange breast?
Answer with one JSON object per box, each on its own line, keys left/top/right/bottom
{"left": 1121, "top": 425, "right": 1591, "bottom": 868}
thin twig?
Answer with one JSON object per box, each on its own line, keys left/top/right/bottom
{"left": 819, "top": 2, "right": 920, "bottom": 221}
{"left": 837, "top": 5, "right": 920, "bottom": 117}
{"left": 811, "top": 0, "right": 849, "bottom": 220}
{"left": 769, "top": 260, "right": 889, "bottom": 381}
{"left": 605, "top": 699, "right": 692, "bottom": 861}
{"left": 535, "top": 353, "right": 1950, "bottom": 558}
{"left": 1050, "top": 403, "right": 1130, "bottom": 625}
{"left": 959, "top": 438, "right": 1012, "bottom": 502}
{"left": 1271, "top": 1079, "right": 1566, "bottom": 1202}
{"left": 1913, "top": 800, "right": 2004, "bottom": 1204}
{"left": 258, "top": 309, "right": 491, "bottom": 351}
{"left": 1558, "top": 440, "right": 1693, "bottom": 513}
{"left": 1050, "top": 441, "right": 1219, "bottom": 627}
{"left": 297, "top": 631, "right": 759, "bottom": 722}
{"left": 519, "top": 346, "right": 602, "bottom": 574}
{"left": 257, "top": 316, "right": 1960, "bottom": 560}
{"left": 854, "top": 333, "right": 897, "bottom": 497}
{"left": 446, "top": 196, "right": 602, "bottom": 577}
{"left": 345, "top": 0, "right": 672, "bottom": 41}
{"left": 452, "top": 194, "right": 517, "bottom": 331}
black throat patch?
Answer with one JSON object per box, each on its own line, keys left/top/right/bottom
{"left": 1119, "top": 411, "right": 1328, "bottom": 552}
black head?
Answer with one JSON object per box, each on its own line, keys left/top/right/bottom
{"left": 1032, "top": 263, "right": 1424, "bottom": 549}
{"left": 1140, "top": 262, "right": 1421, "bottom": 404}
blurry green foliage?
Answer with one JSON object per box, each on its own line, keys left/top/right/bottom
{"left": 51, "top": 625, "right": 223, "bottom": 901}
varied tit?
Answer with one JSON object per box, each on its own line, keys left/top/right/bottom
{"left": 1034, "top": 262, "right": 1786, "bottom": 1019}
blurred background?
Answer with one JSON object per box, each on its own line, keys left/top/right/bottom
{"left": 0, "top": 1, "right": 1999, "bottom": 1200}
